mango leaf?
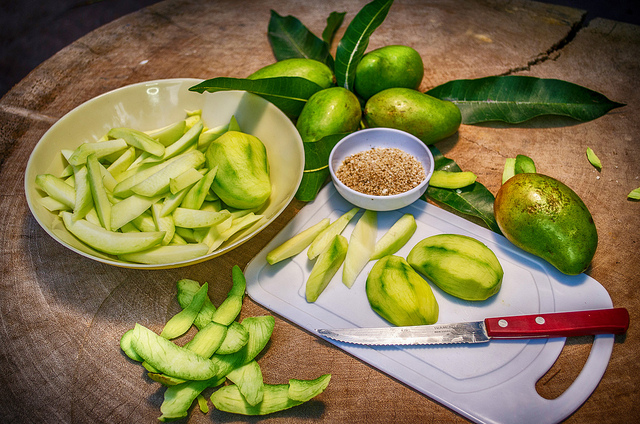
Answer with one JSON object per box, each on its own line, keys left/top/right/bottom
{"left": 189, "top": 77, "right": 323, "bottom": 119}
{"left": 296, "top": 169, "right": 330, "bottom": 202}
{"left": 322, "top": 11, "right": 347, "bottom": 46}
{"left": 296, "top": 133, "right": 349, "bottom": 202}
{"left": 427, "top": 75, "right": 625, "bottom": 124}
{"left": 302, "top": 133, "right": 349, "bottom": 171}
{"left": 425, "top": 145, "right": 501, "bottom": 233}
{"left": 334, "top": 0, "right": 394, "bottom": 90}
{"left": 268, "top": 10, "right": 334, "bottom": 69}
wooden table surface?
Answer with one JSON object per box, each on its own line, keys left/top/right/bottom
{"left": 1, "top": 0, "right": 638, "bottom": 422}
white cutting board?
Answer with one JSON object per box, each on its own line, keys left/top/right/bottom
{"left": 244, "top": 184, "right": 615, "bottom": 424}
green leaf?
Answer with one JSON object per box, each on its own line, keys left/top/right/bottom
{"left": 586, "top": 147, "right": 602, "bottom": 171}
{"left": 427, "top": 75, "right": 625, "bottom": 124}
{"left": 514, "top": 154, "right": 536, "bottom": 174}
{"left": 334, "top": 0, "right": 394, "bottom": 90}
{"left": 303, "top": 133, "right": 349, "bottom": 170}
{"left": 268, "top": 10, "right": 334, "bottom": 69}
{"left": 628, "top": 187, "right": 640, "bottom": 200}
{"left": 296, "top": 133, "right": 350, "bottom": 202}
{"left": 322, "top": 11, "right": 347, "bottom": 46}
{"left": 296, "top": 170, "right": 329, "bottom": 202}
{"left": 425, "top": 145, "right": 501, "bottom": 233}
{"left": 189, "top": 77, "right": 323, "bottom": 119}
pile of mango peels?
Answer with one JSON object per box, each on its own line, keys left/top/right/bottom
{"left": 120, "top": 266, "right": 330, "bottom": 420}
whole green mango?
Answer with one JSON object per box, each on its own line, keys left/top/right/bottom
{"left": 205, "top": 131, "right": 271, "bottom": 210}
{"left": 494, "top": 173, "right": 598, "bottom": 275}
{"left": 296, "top": 87, "right": 362, "bottom": 143}
{"left": 407, "top": 234, "right": 503, "bottom": 301}
{"left": 247, "top": 58, "right": 335, "bottom": 89}
{"left": 355, "top": 45, "right": 424, "bottom": 100}
{"left": 363, "top": 87, "right": 461, "bottom": 145}
{"left": 366, "top": 255, "right": 439, "bottom": 326}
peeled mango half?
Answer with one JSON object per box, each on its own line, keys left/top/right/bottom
{"left": 495, "top": 173, "right": 598, "bottom": 275}
{"left": 366, "top": 255, "right": 439, "bottom": 326}
{"left": 407, "top": 234, "right": 503, "bottom": 301}
{"left": 205, "top": 131, "right": 271, "bottom": 209}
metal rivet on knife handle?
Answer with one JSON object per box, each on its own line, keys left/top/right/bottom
{"left": 484, "top": 307, "right": 629, "bottom": 339}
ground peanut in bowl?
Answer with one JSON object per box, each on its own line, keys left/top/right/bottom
{"left": 335, "top": 147, "right": 426, "bottom": 196}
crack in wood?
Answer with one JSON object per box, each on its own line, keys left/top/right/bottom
{"left": 0, "top": 104, "right": 57, "bottom": 174}
{"left": 501, "top": 12, "right": 588, "bottom": 75}
{"left": 0, "top": 105, "right": 58, "bottom": 124}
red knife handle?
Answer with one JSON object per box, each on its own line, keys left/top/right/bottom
{"left": 484, "top": 308, "right": 629, "bottom": 339}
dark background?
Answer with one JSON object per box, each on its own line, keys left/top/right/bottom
{"left": 1, "top": 0, "right": 639, "bottom": 99}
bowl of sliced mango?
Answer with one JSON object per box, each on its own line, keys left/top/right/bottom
{"left": 25, "top": 79, "right": 305, "bottom": 269}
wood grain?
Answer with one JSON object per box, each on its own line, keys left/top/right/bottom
{"left": 1, "top": 0, "right": 638, "bottom": 423}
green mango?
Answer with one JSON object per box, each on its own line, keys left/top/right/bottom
{"left": 366, "top": 255, "right": 439, "bottom": 326}
{"left": 247, "top": 58, "right": 335, "bottom": 89}
{"left": 494, "top": 173, "right": 598, "bottom": 275}
{"left": 363, "top": 87, "right": 461, "bottom": 145}
{"left": 355, "top": 45, "right": 424, "bottom": 100}
{"left": 205, "top": 131, "right": 271, "bottom": 210}
{"left": 407, "top": 234, "right": 503, "bottom": 301}
{"left": 296, "top": 87, "right": 362, "bottom": 143}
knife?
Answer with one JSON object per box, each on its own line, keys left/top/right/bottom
{"left": 316, "top": 308, "right": 629, "bottom": 346}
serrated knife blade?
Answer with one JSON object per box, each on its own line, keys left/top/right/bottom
{"left": 316, "top": 308, "right": 629, "bottom": 346}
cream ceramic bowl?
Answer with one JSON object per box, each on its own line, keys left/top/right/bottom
{"left": 329, "top": 128, "right": 434, "bottom": 211}
{"left": 24, "top": 79, "right": 304, "bottom": 269}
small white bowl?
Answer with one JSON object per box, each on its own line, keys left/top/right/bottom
{"left": 25, "top": 79, "right": 304, "bottom": 269}
{"left": 329, "top": 128, "right": 434, "bottom": 211}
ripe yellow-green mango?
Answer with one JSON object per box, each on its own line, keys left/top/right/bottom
{"left": 296, "top": 87, "right": 362, "bottom": 143}
{"left": 205, "top": 131, "right": 271, "bottom": 209}
{"left": 355, "top": 45, "right": 424, "bottom": 100}
{"left": 364, "top": 88, "right": 461, "bottom": 145}
{"left": 247, "top": 58, "right": 335, "bottom": 89}
{"left": 366, "top": 255, "right": 439, "bottom": 326}
{"left": 407, "top": 234, "right": 503, "bottom": 301}
{"left": 494, "top": 173, "right": 598, "bottom": 275}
